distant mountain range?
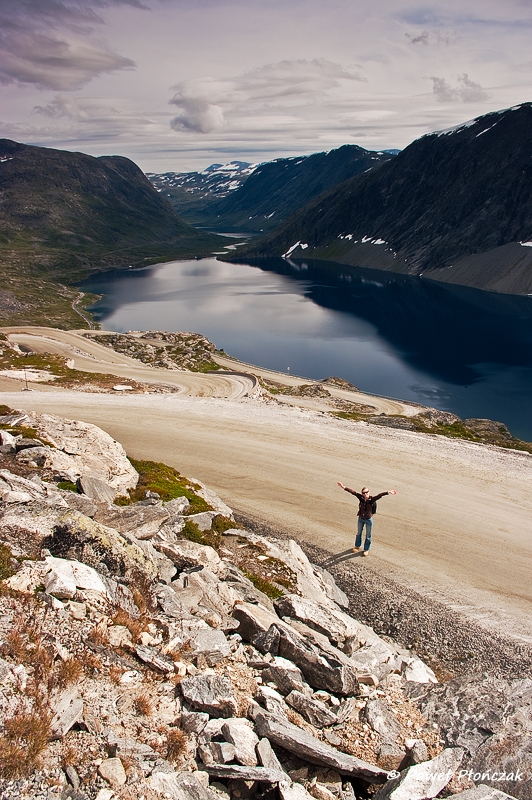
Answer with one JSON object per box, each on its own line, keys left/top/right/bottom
{"left": 235, "top": 104, "right": 532, "bottom": 295}
{"left": 148, "top": 145, "right": 394, "bottom": 233}
{"left": 147, "top": 161, "right": 258, "bottom": 222}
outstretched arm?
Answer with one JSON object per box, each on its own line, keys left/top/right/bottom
{"left": 338, "top": 481, "right": 359, "bottom": 497}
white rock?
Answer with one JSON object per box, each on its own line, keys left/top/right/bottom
{"left": 222, "top": 718, "right": 259, "bottom": 766}
{"left": 402, "top": 656, "right": 438, "bottom": 684}
{"left": 98, "top": 758, "right": 127, "bottom": 787}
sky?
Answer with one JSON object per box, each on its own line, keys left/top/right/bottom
{"left": 1, "top": 0, "right": 532, "bottom": 173}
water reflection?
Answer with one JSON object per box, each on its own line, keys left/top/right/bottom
{"left": 82, "top": 257, "right": 532, "bottom": 440}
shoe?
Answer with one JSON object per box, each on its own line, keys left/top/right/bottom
{"left": 363, "top": 551, "right": 369, "bottom": 557}
{"left": 352, "top": 546, "right": 360, "bottom": 552}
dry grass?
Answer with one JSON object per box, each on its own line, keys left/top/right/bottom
{"left": 109, "top": 664, "right": 124, "bottom": 685}
{"left": 0, "top": 706, "right": 52, "bottom": 779}
{"left": 112, "top": 608, "right": 147, "bottom": 643}
{"left": 129, "top": 568, "right": 156, "bottom": 616}
{"left": 88, "top": 621, "right": 109, "bottom": 646}
{"left": 165, "top": 727, "right": 188, "bottom": 763}
{"left": 56, "top": 657, "right": 83, "bottom": 688}
{"left": 83, "top": 650, "right": 103, "bottom": 672}
{"left": 62, "top": 742, "right": 78, "bottom": 768}
{"left": 133, "top": 692, "right": 153, "bottom": 716}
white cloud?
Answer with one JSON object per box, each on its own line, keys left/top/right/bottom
{"left": 0, "top": 0, "right": 139, "bottom": 89}
{"left": 169, "top": 59, "right": 366, "bottom": 137}
{"left": 429, "top": 74, "right": 492, "bottom": 103}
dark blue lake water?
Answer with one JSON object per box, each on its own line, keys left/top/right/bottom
{"left": 82, "top": 257, "right": 532, "bottom": 441}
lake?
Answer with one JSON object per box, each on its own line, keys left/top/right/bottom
{"left": 82, "top": 257, "right": 532, "bottom": 441}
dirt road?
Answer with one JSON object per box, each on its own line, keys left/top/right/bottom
{"left": 1, "top": 327, "right": 420, "bottom": 415}
{"left": 2, "top": 388, "right": 531, "bottom": 645}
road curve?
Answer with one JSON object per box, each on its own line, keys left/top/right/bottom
{"left": 1, "top": 327, "right": 256, "bottom": 401}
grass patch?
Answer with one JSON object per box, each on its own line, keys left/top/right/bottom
{"left": 57, "top": 480, "right": 78, "bottom": 493}
{"left": 0, "top": 543, "right": 16, "bottom": 581}
{"left": 181, "top": 519, "right": 222, "bottom": 549}
{"left": 120, "top": 459, "right": 211, "bottom": 512}
{"left": 242, "top": 569, "right": 284, "bottom": 600}
{"left": 0, "top": 706, "right": 52, "bottom": 779}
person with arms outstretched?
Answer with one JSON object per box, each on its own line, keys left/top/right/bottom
{"left": 337, "top": 482, "right": 397, "bottom": 556}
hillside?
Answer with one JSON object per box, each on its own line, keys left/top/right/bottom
{"left": 236, "top": 104, "right": 532, "bottom": 295}
{"left": 0, "top": 140, "right": 223, "bottom": 327}
{"left": 0, "top": 404, "right": 529, "bottom": 799}
{"left": 153, "top": 146, "right": 394, "bottom": 233}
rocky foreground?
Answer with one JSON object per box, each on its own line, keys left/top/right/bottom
{"left": 0, "top": 408, "right": 529, "bottom": 800}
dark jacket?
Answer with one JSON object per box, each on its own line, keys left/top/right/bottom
{"left": 344, "top": 489, "right": 389, "bottom": 519}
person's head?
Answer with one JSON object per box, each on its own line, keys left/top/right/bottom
{"left": 361, "top": 487, "right": 370, "bottom": 496}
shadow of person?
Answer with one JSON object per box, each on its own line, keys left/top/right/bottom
{"left": 322, "top": 548, "right": 363, "bottom": 566}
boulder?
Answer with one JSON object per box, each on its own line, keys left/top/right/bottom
{"left": 98, "top": 758, "right": 127, "bottom": 788}
{"left": 402, "top": 656, "right": 437, "bottom": 684}
{"left": 312, "top": 565, "right": 349, "bottom": 608}
{"left": 187, "top": 511, "right": 219, "bottom": 531}
{"left": 188, "top": 627, "right": 232, "bottom": 665}
{"left": 26, "top": 411, "right": 139, "bottom": 496}
{"left": 449, "top": 787, "right": 520, "bottom": 799}
{"left": 148, "top": 771, "right": 220, "bottom": 800}
{"left": 155, "top": 539, "right": 222, "bottom": 574}
{"left": 274, "top": 593, "right": 368, "bottom": 649}
{"left": 252, "top": 624, "right": 281, "bottom": 656}
{"left": 222, "top": 718, "right": 259, "bottom": 766}
{"left": 210, "top": 741, "right": 237, "bottom": 764}
{"left": 262, "top": 656, "right": 309, "bottom": 695}
{"left": 413, "top": 675, "right": 532, "bottom": 800}
{"left": 78, "top": 475, "right": 116, "bottom": 505}
{"left": 256, "top": 737, "right": 285, "bottom": 771}
{"left": 50, "top": 687, "right": 84, "bottom": 739}
{"left": 377, "top": 742, "right": 407, "bottom": 771}
{"left": 286, "top": 690, "right": 337, "bottom": 728}
{"left": 232, "top": 602, "right": 282, "bottom": 642}
{"left": 373, "top": 748, "right": 464, "bottom": 800}
{"left": 255, "top": 685, "right": 290, "bottom": 719}
{"left": 94, "top": 500, "right": 170, "bottom": 539}
{"left": 277, "top": 621, "right": 360, "bottom": 696}
{"left": 364, "top": 698, "right": 405, "bottom": 742}
{"left": 59, "top": 491, "right": 97, "bottom": 518}
{"left": 254, "top": 712, "right": 388, "bottom": 781}
{"left": 180, "top": 674, "right": 238, "bottom": 718}
{"left": 164, "top": 496, "right": 190, "bottom": 516}
{"left": 43, "top": 509, "right": 157, "bottom": 581}
{"left": 203, "top": 764, "right": 286, "bottom": 783}
{"left": 135, "top": 645, "right": 175, "bottom": 673}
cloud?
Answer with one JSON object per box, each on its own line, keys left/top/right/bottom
{"left": 169, "top": 59, "right": 366, "bottom": 135}
{"left": 0, "top": 0, "right": 141, "bottom": 89}
{"left": 429, "top": 74, "right": 491, "bottom": 103}
{"left": 405, "top": 29, "right": 457, "bottom": 46}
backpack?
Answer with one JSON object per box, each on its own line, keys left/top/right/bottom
{"left": 371, "top": 501, "right": 377, "bottom": 514}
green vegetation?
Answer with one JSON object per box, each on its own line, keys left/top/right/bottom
{"left": 0, "top": 544, "right": 16, "bottom": 581}
{"left": 121, "top": 459, "right": 211, "bottom": 512}
{"left": 181, "top": 519, "right": 222, "bottom": 550}
{"left": 242, "top": 569, "right": 283, "bottom": 600}
{"left": 57, "top": 481, "right": 78, "bottom": 493}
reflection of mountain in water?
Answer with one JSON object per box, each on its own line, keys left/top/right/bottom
{"left": 248, "top": 258, "right": 532, "bottom": 386}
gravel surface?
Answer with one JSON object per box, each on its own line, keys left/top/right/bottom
{"left": 235, "top": 511, "right": 532, "bottom": 682}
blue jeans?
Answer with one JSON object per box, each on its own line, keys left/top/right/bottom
{"left": 355, "top": 517, "right": 373, "bottom": 551}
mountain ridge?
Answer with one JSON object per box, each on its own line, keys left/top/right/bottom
{"left": 233, "top": 103, "right": 532, "bottom": 295}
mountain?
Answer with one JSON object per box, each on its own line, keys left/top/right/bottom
{"left": 0, "top": 139, "right": 223, "bottom": 326}
{"left": 0, "top": 139, "right": 220, "bottom": 259}
{"left": 147, "top": 161, "right": 258, "bottom": 221}
{"left": 150, "top": 145, "right": 394, "bottom": 233}
{"left": 236, "top": 104, "right": 532, "bottom": 295}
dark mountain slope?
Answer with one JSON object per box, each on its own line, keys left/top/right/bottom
{"left": 0, "top": 139, "right": 219, "bottom": 255}
{"left": 237, "top": 104, "right": 532, "bottom": 295}
{"left": 0, "top": 139, "right": 223, "bottom": 326}
{"left": 175, "top": 145, "right": 394, "bottom": 232}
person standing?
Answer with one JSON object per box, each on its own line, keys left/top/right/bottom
{"left": 337, "top": 482, "right": 397, "bottom": 556}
